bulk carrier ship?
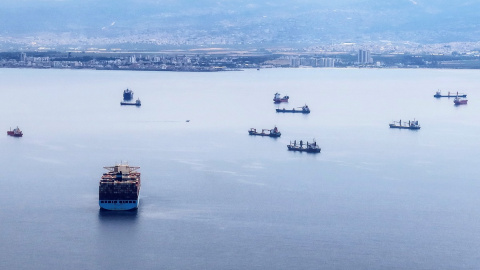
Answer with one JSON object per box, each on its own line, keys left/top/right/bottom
{"left": 99, "top": 163, "right": 141, "bottom": 211}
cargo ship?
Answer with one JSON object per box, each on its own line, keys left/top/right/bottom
{"left": 434, "top": 90, "right": 467, "bottom": 98}
{"left": 7, "top": 126, "right": 23, "bottom": 137}
{"left": 276, "top": 105, "right": 310, "bottom": 114}
{"left": 99, "top": 163, "right": 141, "bottom": 211}
{"left": 120, "top": 98, "right": 141, "bottom": 106}
{"left": 273, "top": 92, "right": 289, "bottom": 103}
{"left": 287, "top": 140, "right": 321, "bottom": 153}
{"left": 389, "top": 119, "right": 420, "bottom": 130}
{"left": 454, "top": 97, "right": 468, "bottom": 105}
{"left": 123, "top": 88, "right": 134, "bottom": 101}
{"left": 248, "top": 126, "right": 281, "bottom": 137}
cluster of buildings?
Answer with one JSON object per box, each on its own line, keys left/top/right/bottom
{"left": 2, "top": 48, "right": 480, "bottom": 71}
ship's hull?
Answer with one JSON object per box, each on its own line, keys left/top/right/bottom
{"left": 7, "top": 131, "right": 22, "bottom": 137}
{"left": 434, "top": 94, "right": 467, "bottom": 98}
{"left": 287, "top": 145, "right": 321, "bottom": 153}
{"left": 389, "top": 124, "right": 420, "bottom": 130}
{"left": 273, "top": 99, "right": 289, "bottom": 103}
{"left": 120, "top": 102, "right": 141, "bottom": 106}
{"left": 454, "top": 100, "right": 468, "bottom": 105}
{"left": 276, "top": 109, "right": 310, "bottom": 114}
{"left": 248, "top": 131, "right": 281, "bottom": 137}
{"left": 99, "top": 199, "right": 139, "bottom": 211}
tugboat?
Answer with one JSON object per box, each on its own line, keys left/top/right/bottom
{"left": 434, "top": 90, "right": 467, "bottom": 98}
{"left": 248, "top": 126, "right": 281, "bottom": 137}
{"left": 273, "top": 92, "right": 289, "bottom": 103}
{"left": 123, "top": 88, "right": 134, "bottom": 101}
{"left": 120, "top": 98, "right": 141, "bottom": 106}
{"left": 389, "top": 119, "right": 421, "bottom": 130}
{"left": 287, "top": 140, "right": 321, "bottom": 153}
{"left": 7, "top": 126, "right": 23, "bottom": 137}
{"left": 453, "top": 96, "right": 468, "bottom": 105}
{"left": 276, "top": 105, "right": 310, "bottom": 114}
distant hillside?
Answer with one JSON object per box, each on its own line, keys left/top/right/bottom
{"left": 1, "top": 0, "right": 479, "bottom": 46}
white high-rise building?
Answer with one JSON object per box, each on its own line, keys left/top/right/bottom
{"left": 358, "top": 50, "right": 373, "bottom": 64}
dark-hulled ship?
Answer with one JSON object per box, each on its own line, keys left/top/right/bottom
{"left": 99, "top": 163, "right": 141, "bottom": 211}
{"left": 434, "top": 90, "right": 467, "bottom": 98}
{"left": 276, "top": 105, "right": 310, "bottom": 114}
{"left": 248, "top": 126, "right": 281, "bottom": 137}
{"left": 123, "top": 88, "right": 134, "bottom": 101}
{"left": 287, "top": 140, "right": 321, "bottom": 153}
{"left": 120, "top": 98, "right": 141, "bottom": 106}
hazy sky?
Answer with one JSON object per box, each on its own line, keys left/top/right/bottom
{"left": 1, "top": 0, "right": 478, "bottom": 44}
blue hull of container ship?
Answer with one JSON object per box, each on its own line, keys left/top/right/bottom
{"left": 99, "top": 199, "right": 139, "bottom": 211}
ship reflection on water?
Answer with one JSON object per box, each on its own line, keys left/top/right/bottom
{"left": 98, "top": 208, "right": 138, "bottom": 223}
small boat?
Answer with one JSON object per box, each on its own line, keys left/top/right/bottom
{"left": 276, "top": 105, "right": 310, "bottom": 114}
{"left": 248, "top": 126, "right": 281, "bottom": 137}
{"left": 7, "top": 126, "right": 23, "bottom": 137}
{"left": 120, "top": 98, "right": 141, "bottom": 106}
{"left": 273, "top": 92, "right": 289, "bottom": 103}
{"left": 389, "top": 119, "right": 420, "bottom": 130}
{"left": 123, "top": 88, "right": 134, "bottom": 101}
{"left": 454, "top": 97, "right": 468, "bottom": 105}
{"left": 434, "top": 90, "right": 467, "bottom": 98}
{"left": 287, "top": 140, "right": 321, "bottom": 153}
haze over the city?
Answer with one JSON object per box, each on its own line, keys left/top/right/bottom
{"left": 1, "top": 0, "right": 480, "bottom": 50}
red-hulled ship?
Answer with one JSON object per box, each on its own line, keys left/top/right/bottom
{"left": 7, "top": 127, "right": 23, "bottom": 137}
{"left": 273, "top": 92, "right": 289, "bottom": 103}
{"left": 454, "top": 97, "right": 468, "bottom": 105}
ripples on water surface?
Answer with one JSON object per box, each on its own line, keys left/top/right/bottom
{"left": 0, "top": 68, "right": 479, "bottom": 269}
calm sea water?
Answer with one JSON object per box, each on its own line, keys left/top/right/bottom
{"left": 1, "top": 68, "right": 479, "bottom": 269}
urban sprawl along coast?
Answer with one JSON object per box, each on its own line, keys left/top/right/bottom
{"left": 2, "top": 41, "right": 480, "bottom": 71}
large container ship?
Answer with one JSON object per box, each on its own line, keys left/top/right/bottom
{"left": 99, "top": 163, "right": 141, "bottom": 211}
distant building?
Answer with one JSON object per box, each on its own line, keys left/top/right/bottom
{"left": 20, "top": 53, "right": 27, "bottom": 62}
{"left": 358, "top": 49, "right": 373, "bottom": 64}
{"left": 128, "top": 55, "right": 136, "bottom": 64}
{"left": 316, "top": 58, "right": 335, "bottom": 67}
{"left": 291, "top": 58, "right": 300, "bottom": 67}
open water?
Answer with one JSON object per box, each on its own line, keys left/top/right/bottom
{"left": 1, "top": 68, "right": 479, "bottom": 269}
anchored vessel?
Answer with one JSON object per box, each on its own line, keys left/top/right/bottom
{"left": 120, "top": 98, "right": 141, "bottom": 106}
{"left": 434, "top": 90, "right": 467, "bottom": 98}
{"left": 287, "top": 140, "right": 321, "bottom": 153}
{"left": 454, "top": 97, "right": 468, "bottom": 105}
{"left": 276, "top": 105, "right": 310, "bottom": 114}
{"left": 7, "top": 126, "right": 23, "bottom": 137}
{"left": 389, "top": 119, "right": 421, "bottom": 130}
{"left": 248, "top": 126, "right": 281, "bottom": 137}
{"left": 99, "top": 163, "right": 141, "bottom": 211}
{"left": 273, "top": 92, "right": 289, "bottom": 103}
{"left": 123, "top": 88, "right": 134, "bottom": 101}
